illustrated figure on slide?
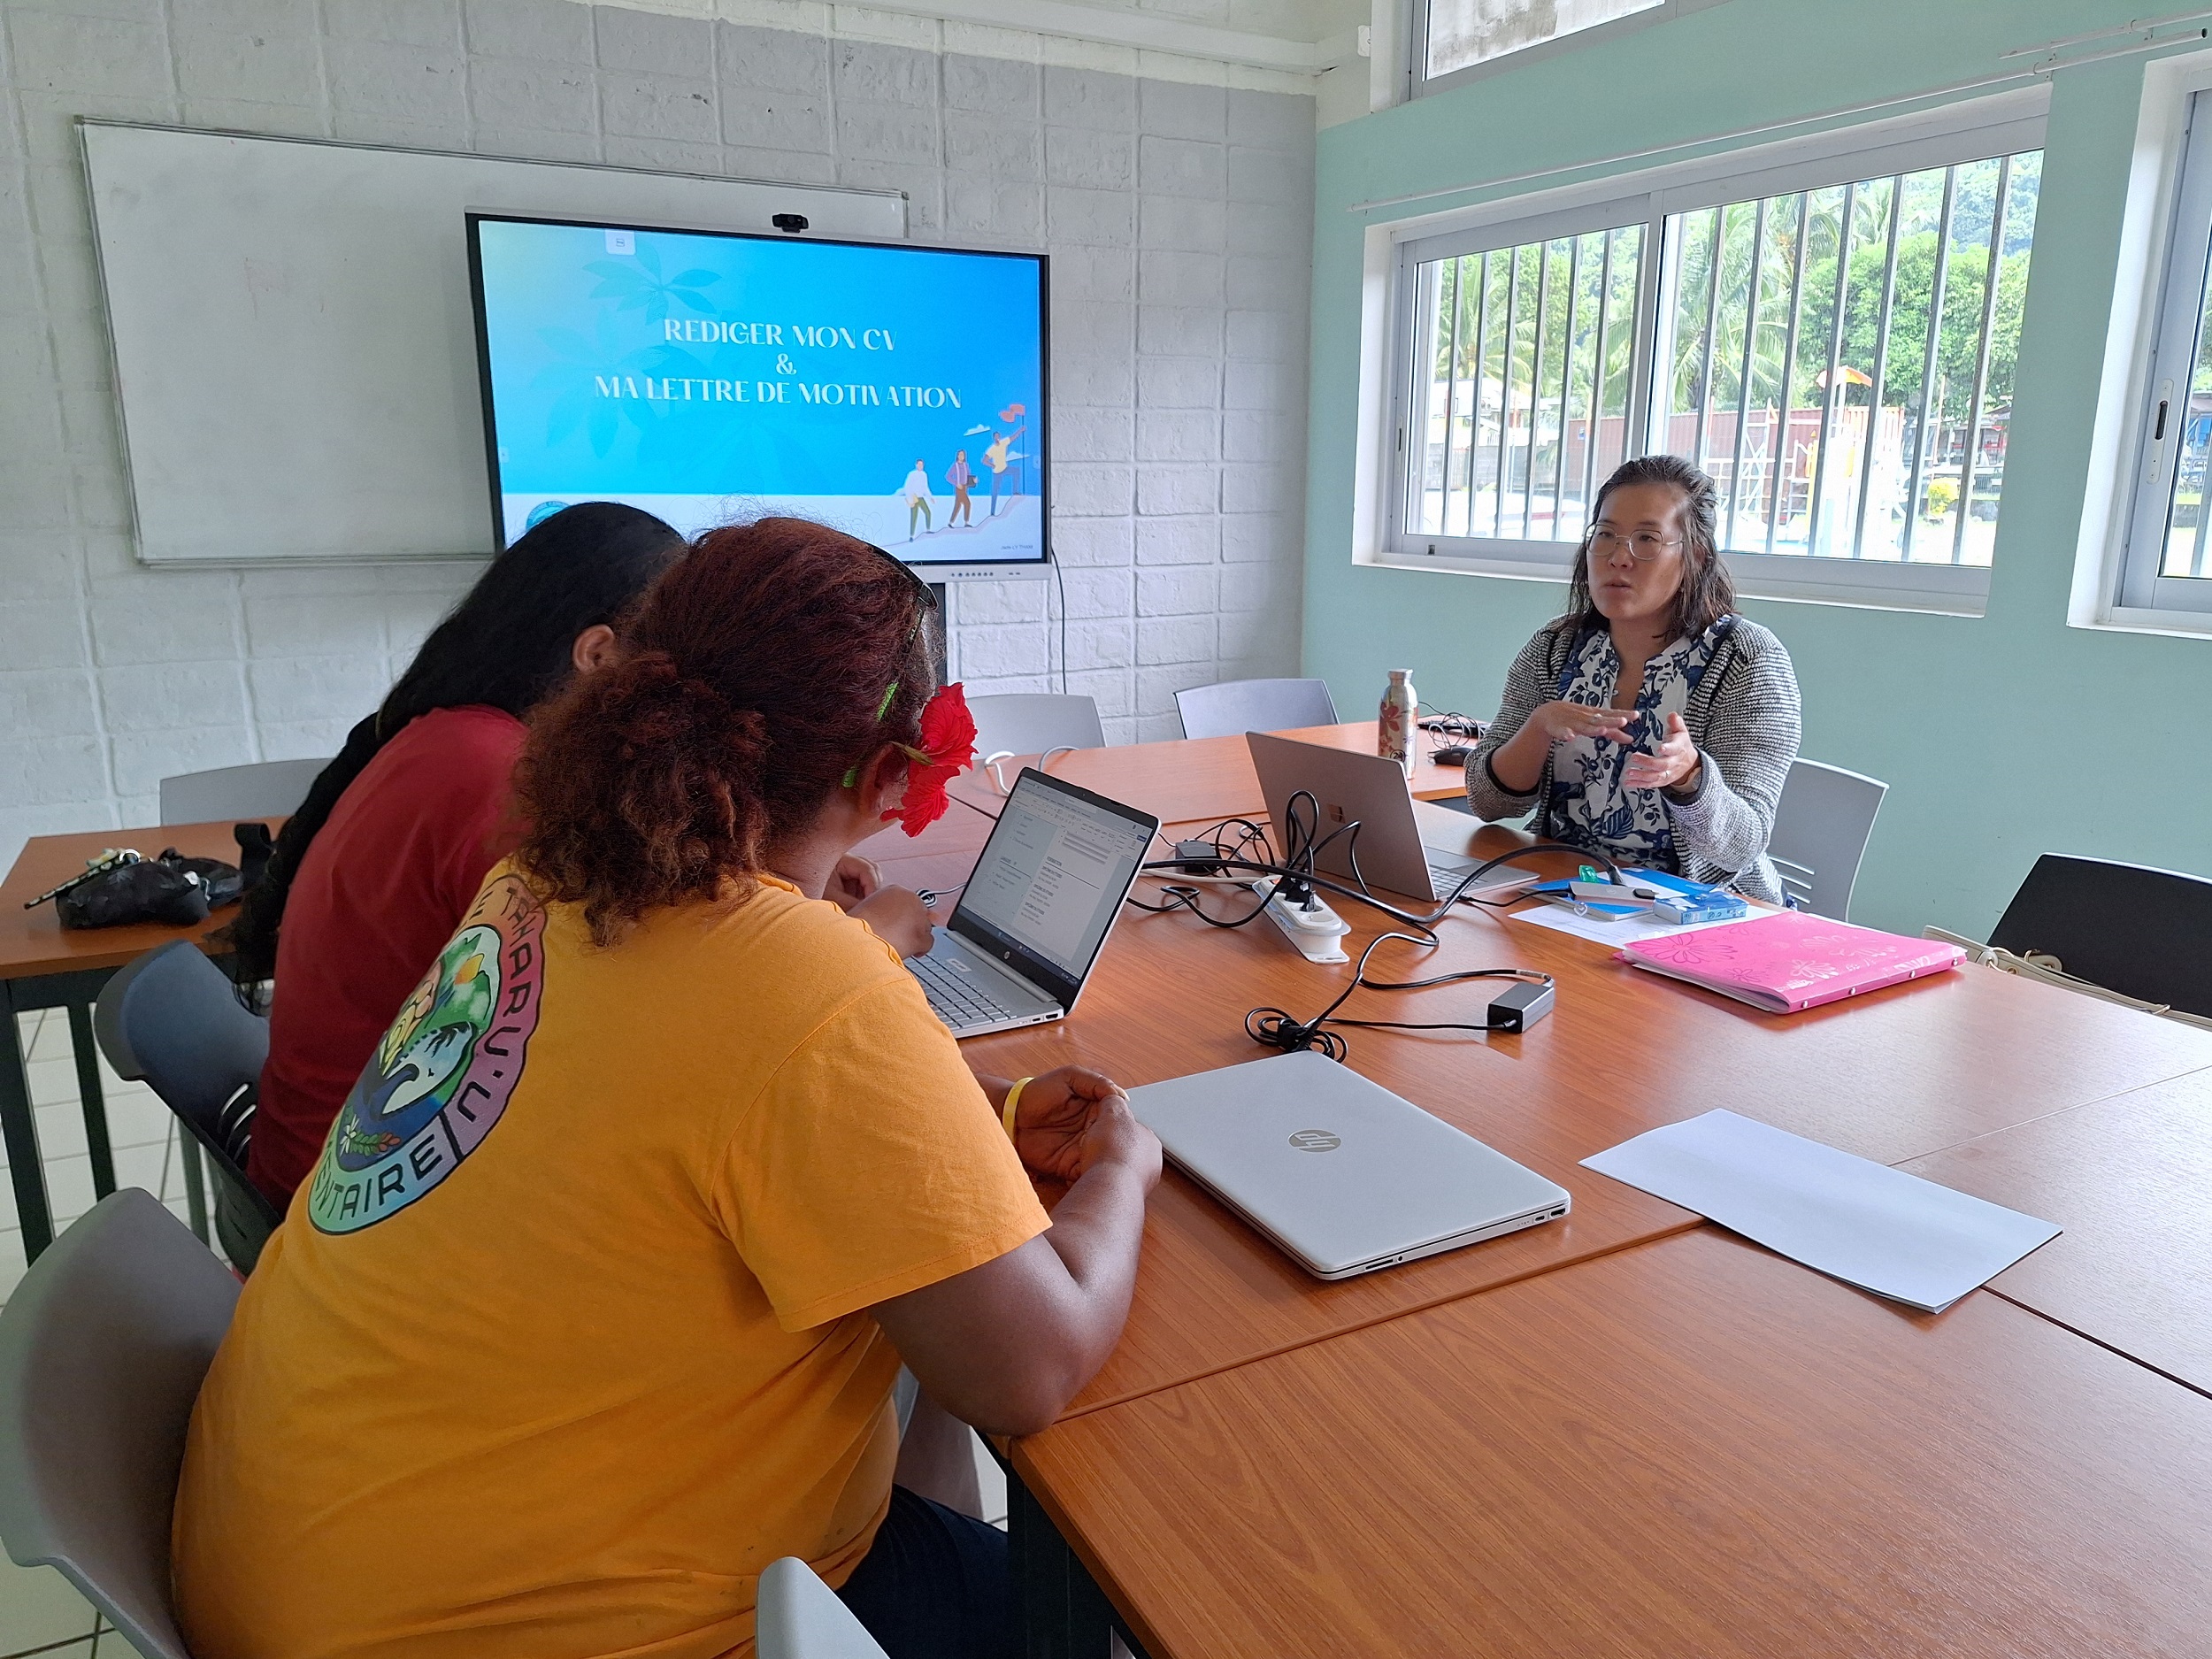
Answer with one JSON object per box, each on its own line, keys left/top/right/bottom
{"left": 902, "top": 460, "right": 933, "bottom": 540}
{"left": 982, "top": 426, "right": 1021, "bottom": 517}
{"left": 946, "top": 449, "right": 975, "bottom": 526}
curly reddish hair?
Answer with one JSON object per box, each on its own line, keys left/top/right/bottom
{"left": 514, "top": 517, "right": 935, "bottom": 943}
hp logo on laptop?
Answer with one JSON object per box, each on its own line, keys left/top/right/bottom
{"left": 1287, "top": 1129, "right": 1341, "bottom": 1152}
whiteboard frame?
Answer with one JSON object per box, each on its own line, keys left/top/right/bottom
{"left": 79, "top": 120, "right": 907, "bottom": 569}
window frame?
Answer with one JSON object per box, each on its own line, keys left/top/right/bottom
{"left": 1373, "top": 98, "right": 2048, "bottom": 615}
{"left": 1405, "top": 0, "right": 1727, "bottom": 102}
{"left": 2116, "top": 87, "right": 2212, "bottom": 616}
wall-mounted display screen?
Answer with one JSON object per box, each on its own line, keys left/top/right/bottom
{"left": 468, "top": 213, "right": 1047, "bottom": 566}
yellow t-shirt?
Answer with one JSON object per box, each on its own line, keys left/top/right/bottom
{"left": 173, "top": 865, "right": 1049, "bottom": 1659}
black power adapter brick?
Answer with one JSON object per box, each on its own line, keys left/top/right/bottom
{"left": 1171, "top": 840, "right": 1228, "bottom": 877}
{"left": 1486, "top": 981, "right": 1555, "bottom": 1033}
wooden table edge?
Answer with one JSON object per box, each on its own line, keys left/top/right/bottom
{"left": 1052, "top": 1217, "right": 1706, "bottom": 1422}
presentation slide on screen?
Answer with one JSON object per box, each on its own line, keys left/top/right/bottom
{"left": 474, "top": 218, "right": 1046, "bottom": 563}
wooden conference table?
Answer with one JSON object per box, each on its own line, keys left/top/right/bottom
{"left": 941, "top": 725, "right": 2212, "bottom": 1656}
{"left": 9, "top": 726, "right": 2212, "bottom": 1653}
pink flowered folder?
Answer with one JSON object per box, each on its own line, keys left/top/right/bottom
{"left": 1617, "top": 910, "right": 1966, "bottom": 1014}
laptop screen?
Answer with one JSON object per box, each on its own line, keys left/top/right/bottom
{"left": 950, "top": 770, "right": 1157, "bottom": 1002}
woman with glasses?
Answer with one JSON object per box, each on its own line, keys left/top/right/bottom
{"left": 1465, "top": 455, "right": 1801, "bottom": 902}
{"left": 174, "top": 518, "right": 1162, "bottom": 1659}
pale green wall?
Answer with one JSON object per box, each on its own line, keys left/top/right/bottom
{"left": 1303, "top": 0, "right": 2210, "bottom": 936}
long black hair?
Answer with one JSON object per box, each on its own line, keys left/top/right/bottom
{"left": 227, "top": 503, "right": 685, "bottom": 987}
{"left": 1566, "top": 454, "right": 1737, "bottom": 642}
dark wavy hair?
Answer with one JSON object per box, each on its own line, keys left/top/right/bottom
{"left": 1566, "top": 454, "right": 1737, "bottom": 642}
{"left": 514, "top": 517, "right": 938, "bottom": 945}
{"left": 225, "top": 503, "right": 685, "bottom": 986}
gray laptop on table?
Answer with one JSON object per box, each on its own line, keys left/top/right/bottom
{"left": 1128, "top": 1051, "right": 1571, "bottom": 1280}
{"left": 908, "top": 768, "right": 1159, "bottom": 1039}
{"left": 1246, "top": 732, "right": 1532, "bottom": 905}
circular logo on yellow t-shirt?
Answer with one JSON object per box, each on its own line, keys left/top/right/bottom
{"left": 307, "top": 873, "right": 545, "bottom": 1233}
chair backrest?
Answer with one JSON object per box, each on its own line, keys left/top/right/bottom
{"left": 1765, "top": 758, "right": 1888, "bottom": 920}
{"left": 157, "top": 759, "right": 329, "bottom": 826}
{"left": 1174, "top": 678, "right": 1340, "bottom": 741}
{"left": 967, "top": 694, "right": 1105, "bottom": 760}
{"left": 757, "top": 1557, "right": 891, "bottom": 1659}
{"left": 0, "top": 1189, "right": 240, "bottom": 1659}
{"left": 1989, "top": 855, "right": 2212, "bottom": 1019}
{"left": 95, "top": 945, "right": 281, "bottom": 1252}
{"left": 96, "top": 943, "right": 268, "bottom": 1141}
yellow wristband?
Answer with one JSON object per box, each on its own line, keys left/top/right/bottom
{"left": 1002, "top": 1077, "right": 1033, "bottom": 1141}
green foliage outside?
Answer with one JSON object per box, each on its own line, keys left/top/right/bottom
{"left": 1425, "top": 152, "right": 2043, "bottom": 439}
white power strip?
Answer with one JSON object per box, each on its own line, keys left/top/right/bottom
{"left": 1249, "top": 876, "right": 1350, "bottom": 964}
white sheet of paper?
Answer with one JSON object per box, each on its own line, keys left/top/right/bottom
{"left": 1581, "top": 1109, "right": 2060, "bottom": 1312}
{"left": 1505, "top": 901, "right": 1745, "bottom": 948}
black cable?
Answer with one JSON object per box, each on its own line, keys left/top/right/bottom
{"left": 1047, "top": 551, "right": 1069, "bottom": 695}
{"left": 1417, "top": 703, "right": 1486, "bottom": 740}
{"left": 1125, "top": 817, "right": 1280, "bottom": 927}
{"left": 1132, "top": 841, "right": 1625, "bottom": 941}
{"left": 1125, "top": 884, "right": 1275, "bottom": 927}
{"left": 1245, "top": 931, "right": 1554, "bottom": 1061}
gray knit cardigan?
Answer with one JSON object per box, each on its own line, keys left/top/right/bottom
{"left": 1463, "top": 614, "right": 1803, "bottom": 902}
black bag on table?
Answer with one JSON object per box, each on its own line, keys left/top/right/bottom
{"left": 55, "top": 848, "right": 242, "bottom": 930}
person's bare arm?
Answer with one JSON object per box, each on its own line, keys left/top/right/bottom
{"left": 872, "top": 1069, "right": 1161, "bottom": 1436}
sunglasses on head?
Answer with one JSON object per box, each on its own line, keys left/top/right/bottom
{"left": 843, "top": 546, "right": 939, "bottom": 787}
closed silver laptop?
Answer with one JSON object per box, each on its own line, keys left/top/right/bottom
{"left": 908, "top": 768, "right": 1159, "bottom": 1039}
{"left": 1246, "top": 732, "right": 1532, "bottom": 905}
{"left": 1128, "top": 1051, "right": 1571, "bottom": 1279}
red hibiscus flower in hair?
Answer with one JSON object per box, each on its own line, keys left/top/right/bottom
{"left": 885, "top": 682, "right": 979, "bottom": 835}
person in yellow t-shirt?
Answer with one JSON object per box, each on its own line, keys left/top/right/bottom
{"left": 171, "top": 517, "right": 1163, "bottom": 1659}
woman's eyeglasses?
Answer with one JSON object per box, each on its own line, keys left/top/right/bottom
{"left": 1584, "top": 528, "right": 1683, "bottom": 563}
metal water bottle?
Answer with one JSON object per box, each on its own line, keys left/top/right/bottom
{"left": 1378, "top": 669, "right": 1417, "bottom": 778}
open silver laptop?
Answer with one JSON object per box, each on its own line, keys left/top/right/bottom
{"left": 908, "top": 768, "right": 1159, "bottom": 1038}
{"left": 1246, "top": 732, "right": 1532, "bottom": 904}
{"left": 1128, "top": 1051, "right": 1571, "bottom": 1279}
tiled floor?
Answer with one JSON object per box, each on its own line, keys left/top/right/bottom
{"left": 0, "top": 1010, "right": 1004, "bottom": 1656}
{"left": 2, "top": 1010, "right": 222, "bottom": 1658}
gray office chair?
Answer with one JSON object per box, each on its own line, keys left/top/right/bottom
{"left": 969, "top": 694, "right": 1106, "bottom": 758}
{"left": 1766, "top": 758, "right": 1888, "bottom": 920}
{"left": 95, "top": 942, "right": 281, "bottom": 1273}
{"left": 967, "top": 694, "right": 1106, "bottom": 791}
{"left": 0, "top": 1188, "right": 241, "bottom": 1659}
{"left": 1989, "top": 855, "right": 2212, "bottom": 1019}
{"left": 157, "top": 758, "right": 328, "bottom": 826}
{"left": 1173, "top": 678, "right": 1340, "bottom": 741}
{"left": 757, "top": 1557, "right": 890, "bottom": 1659}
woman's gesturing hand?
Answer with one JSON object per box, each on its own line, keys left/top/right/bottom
{"left": 1010, "top": 1067, "right": 1164, "bottom": 1188}
{"left": 848, "top": 885, "right": 935, "bottom": 958}
{"left": 1525, "top": 700, "right": 1638, "bottom": 748}
{"left": 825, "top": 855, "right": 881, "bottom": 909}
{"left": 1622, "top": 710, "right": 1703, "bottom": 796}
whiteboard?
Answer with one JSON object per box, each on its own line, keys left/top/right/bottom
{"left": 81, "top": 122, "right": 906, "bottom": 565}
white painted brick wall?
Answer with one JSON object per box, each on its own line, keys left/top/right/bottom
{"left": 0, "top": 0, "right": 1316, "bottom": 869}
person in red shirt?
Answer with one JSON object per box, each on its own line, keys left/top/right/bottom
{"left": 227, "top": 504, "right": 687, "bottom": 1214}
{"left": 229, "top": 503, "right": 933, "bottom": 1218}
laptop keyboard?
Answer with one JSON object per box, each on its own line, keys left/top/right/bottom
{"left": 910, "top": 952, "right": 1019, "bottom": 1027}
{"left": 1428, "top": 860, "right": 1509, "bottom": 899}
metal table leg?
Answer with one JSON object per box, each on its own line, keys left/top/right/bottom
{"left": 65, "top": 1001, "right": 115, "bottom": 1198}
{"left": 178, "top": 1134, "right": 210, "bottom": 1242}
{"left": 1010, "top": 1463, "right": 1139, "bottom": 1659}
{"left": 0, "top": 998, "right": 54, "bottom": 1262}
